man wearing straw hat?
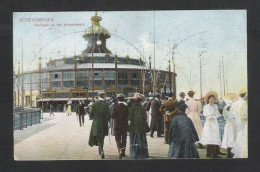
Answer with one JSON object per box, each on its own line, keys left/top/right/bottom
{"left": 88, "top": 92, "right": 111, "bottom": 159}
{"left": 112, "top": 93, "right": 129, "bottom": 159}
{"left": 185, "top": 90, "right": 203, "bottom": 148}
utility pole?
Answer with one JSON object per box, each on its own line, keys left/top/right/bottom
{"left": 222, "top": 56, "right": 226, "bottom": 96}
{"left": 21, "top": 39, "right": 24, "bottom": 108}
{"left": 153, "top": 11, "right": 156, "bottom": 95}
{"left": 74, "top": 55, "right": 77, "bottom": 89}
{"left": 219, "top": 60, "right": 223, "bottom": 98}
{"left": 172, "top": 45, "right": 176, "bottom": 96}
{"left": 18, "top": 62, "right": 20, "bottom": 106}
{"left": 92, "top": 41, "right": 94, "bottom": 101}
{"left": 200, "top": 57, "right": 202, "bottom": 99}
{"left": 168, "top": 60, "right": 172, "bottom": 93}
{"left": 115, "top": 55, "right": 118, "bottom": 94}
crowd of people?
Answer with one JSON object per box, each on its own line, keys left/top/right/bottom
{"left": 46, "top": 88, "right": 248, "bottom": 160}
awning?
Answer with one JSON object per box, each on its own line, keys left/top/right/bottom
{"left": 52, "top": 98, "right": 70, "bottom": 101}
{"left": 36, "top": 98, "right": 53, "bottom": 102}
{"left": 69, "top": 98, "right": 88, "bottom": 101}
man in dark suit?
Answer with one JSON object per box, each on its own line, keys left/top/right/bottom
{"left": 76, "top": 100, "right": 85, "bottom": 127}
{"left": 150, "top": 94, "right": 163, "bottom": 137}
{"left": 89, "top": 92, "right": 111, "bottom": 159}
{"left": 112, "top": 94, "right": 129, "bottom": 159}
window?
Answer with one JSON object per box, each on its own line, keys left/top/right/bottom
{"left": 104, "top": 71, "right": 115, "bottom": 80}
{"left": 76, "top": 71, "right": 88, "bottom": 81}
{"left": 105, "top": 80, "right": 115, "bottom": 87}
{"left": 77, "top": 81, "right": 88, "bottom": 88}
{"left": 118, "top": 71, "right": 128, "bottom": 79}
{"left": 63, "top": 81, "right": 74, "bottom": 88}
{"left": 93, "top": 71, "right": 102, "bottom": 80}
{"left": 94, "top": 80, "right": 102, "bottom": 86}
{"left": 118, "top": 80, "right": 128, "bottom": 86}
{"left": 25, "top": 96, "right": 30, "bottom": 106}
{"left": 63, "top": 71, "right": 74, "bottom": 81}
{"left": 56, "top": 93, "right": 69, "bottom": 98}
{"left": 31, "top": 73, "right": 39, "bottom": 83}
{"left": 51, "top": 72, "right": 61, "bottom": 81}
{"left": 51, "top": 81, "right": 61, "bottom": 88}
{"left": 131, "top": 80, "right": 140, "bottom": 86}
{"left": 32, "top": 83, "right": 39, "bottom": 90}
{"left": 132, "top": 73, "right": 139, "bottom": 79}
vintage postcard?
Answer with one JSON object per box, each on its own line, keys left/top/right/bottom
{"left": 13, "top": 10, "right": 247, "bottom": 160}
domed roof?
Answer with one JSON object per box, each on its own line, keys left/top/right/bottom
{"left": 83, "top": 12, "right": 111, "bottom": 38}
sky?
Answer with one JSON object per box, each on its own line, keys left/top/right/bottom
{"left": 13, "top": 10, "right": 247, "bottom": 98}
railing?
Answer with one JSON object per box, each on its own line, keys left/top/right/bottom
{"left": 13, "top": 109, "right": 41, "bottom": 131}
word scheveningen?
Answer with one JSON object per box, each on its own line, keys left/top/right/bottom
{"left": 19, "top": 18, "right": 54, "bottom": 22}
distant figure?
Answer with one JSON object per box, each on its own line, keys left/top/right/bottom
{"left": 49, "top": 102, "right": 55, "bottom": 117}
{"left": 128, "top": 93, "right": 150, "bottom": 159}
{"left": 112, "top": 94, "right": 128, "bottom": 159}
{"left": 58, "top": 103, "right": 62, "bottom": 112}
{"left": 89, "top": 92, "right": 111, "bottom": 159}
{"left": 67, "top": 104, "right": 72, "bottom": 116}
{"left": 168, "top": 99, "right": 199, "bottom": 158}
{"left": 76, "top": 100, "right": 86, "bottom": 127}
{"left": 63, "top": 104, "right": 67, "bottom": 112}
{"left": 94, "top": 96, "right": 99, "bottom": 102}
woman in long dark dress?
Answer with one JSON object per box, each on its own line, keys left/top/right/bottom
{"left": 168, "top": 100, "right": 200, "bottom": 158}
{"left": 128, "top": 93, "right": 150, "bottom": 159}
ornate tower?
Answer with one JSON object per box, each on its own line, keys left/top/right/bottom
{"left": 82, "top": 12, "right": 112, "bottom": 54}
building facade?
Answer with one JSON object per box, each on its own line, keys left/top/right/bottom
{"left": 14, "top": 12, "right": 176, "bottom": 109}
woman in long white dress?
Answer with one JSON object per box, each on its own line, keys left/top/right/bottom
{"left": 221, "top": 94, "right": 238, "bottom": 158}
{"left": 233, "top": 93, "right": 248, "bottom": 158}
{"left": 200, "top": 91, "right": 222, "bottom": 158}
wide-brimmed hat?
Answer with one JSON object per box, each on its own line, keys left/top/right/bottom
{"left": 224, "top": 93, "right": 238, "bottom": 101}
{"left": 148, "top": 97, "right": 153, "bottom": 101}
{"left": 204, "top": 91, "right": 218, "bottom": 103}
{"left": 187, "top": 90, "right": 195, "bottom": 95}
{"left": 168, "top": 92, "right": 174, "bottom": 97}
{"left": 134, "top": 93, "right": 144, "bottom": 101}
{"left": 117, "top": 93, "right": 125, "bottom": 98}
{"left": 98, "top": 92, "right": 106, "bottom": 98}
{"left": 239, "top": 87, "right": 247, "bottom": 94}
{"left": 155, "top": 93, "right": 161, "bottom": 98}
{"left": 179, "top": 92, "right": 186, "bottom": 97}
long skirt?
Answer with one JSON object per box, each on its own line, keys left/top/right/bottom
{"left": 221, "top": 121, "right": 235, "bottom": 149}
{"left": 232, "top": 121, "right": 248, "bottom": 158}
{"left": 200, "top": 118, "right": 222, "bottom": 145}
{"left": 187, "top": 112, "right": 203, "bottom": 139}
{"left": 129, "top": 132, "right": 149, "bottom": 159}
{"left": 168, "top": 141, "right": 199, "bottom": 159}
